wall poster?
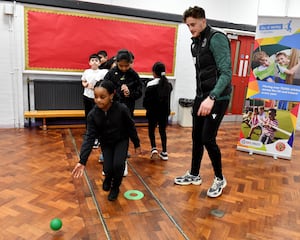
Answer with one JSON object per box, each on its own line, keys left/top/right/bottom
{"left": 237, "top": 16, "right": 300, "bottom": 160}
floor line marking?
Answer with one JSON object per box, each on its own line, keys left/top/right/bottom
{"left": 68, "top": 129, "right": 111, "bottom": 240}
{"left": 128, "top": 160, "right": 190, "bottom": 240}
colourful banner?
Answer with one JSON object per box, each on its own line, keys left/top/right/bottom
{"left": 24, "top": 7, "right": 178, "bottom": 74}
{"left": 237, "top": 16, "right": 300, "bottom": 160}
{"left": 250, "top": 81, "right": 300, "bottom": 101}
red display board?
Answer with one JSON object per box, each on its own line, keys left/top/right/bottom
{"left": 24, "top": 7, "right": 178, "bottom": 75}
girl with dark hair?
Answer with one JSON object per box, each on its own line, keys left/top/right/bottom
{"left": 104, "top": 49, "right": 143, "bottom": 116}
{"left": 143, "top": 62, "right": 173, "bottom": 160}
{"left": 72, "top": 80, "right": 141, "bottom": 201}
{"left": 102, "top": 49, "right": 143, "bottom": 171}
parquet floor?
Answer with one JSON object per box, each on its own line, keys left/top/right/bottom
{"left": 1, "top": 122, "right": 300, "bottom": 240}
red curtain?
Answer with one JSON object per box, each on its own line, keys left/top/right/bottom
{"left": 25, "top": 8, "right": 178, "bottom": 75}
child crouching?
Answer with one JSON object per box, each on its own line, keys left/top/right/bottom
{"left": 72, "top": 80, "right": 141, "bottom": 201}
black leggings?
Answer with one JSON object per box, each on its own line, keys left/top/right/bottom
{"left": 190, "top": 98, "right": 229, "bottom": 179}
{"left": 101, "top": 139, "right": 129, "bottom": 188}
{"left": 147, "top": 115, "right": 168, "bottom": 152}
{"left": 83, "top": 96, "right": 95, "bottom": 123}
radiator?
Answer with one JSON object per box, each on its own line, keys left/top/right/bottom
{"left": 33, "top": 79, "right": 147, "bottom": 110}
{"left": 34, "top": 80, "right": 84, "bottom": 110}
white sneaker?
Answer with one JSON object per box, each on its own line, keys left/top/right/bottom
{"left": 174, "top": 171, "right": 202, "bottom": 185}
{"left": 123, "top": 161, "right": 128, "bottom": 176}
{"left": 150, "top": 148, "right": 159, "bottom": 160}
{"left": 207, "top": 176, "right": 227, "bottom": 198}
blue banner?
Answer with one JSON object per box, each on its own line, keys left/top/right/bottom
{"left": 252, "top": 81, "right": 300, "bottom": 101}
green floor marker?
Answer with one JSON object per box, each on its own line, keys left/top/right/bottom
{"left": 124, "top": 190, "right": 144, "bottom": 200}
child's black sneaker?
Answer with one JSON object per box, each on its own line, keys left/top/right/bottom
{"left": 159, "top": 152, "right": 168, "bottom": 161}
{"left": 93, "top": 139, "right": 100, "bottom": 149}
{"left": 108, "top": 187, "right": 120, "bottom": 201}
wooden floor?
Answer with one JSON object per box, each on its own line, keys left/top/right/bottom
{"left": 1, "top": 122, "right": 300, "bottom": 240}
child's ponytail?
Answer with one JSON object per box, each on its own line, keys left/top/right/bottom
{"left": 152, "top": 62, "right": 169, "bottom": 99}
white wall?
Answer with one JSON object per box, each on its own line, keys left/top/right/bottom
{"left": 0, "top": 2, "right": 24, "bottom": 128}
{"left": 0, "top": 4, "right": 14, "bottom": 128}
{"left": 172, "top": 24, "right": 196, "bottom": 107}
{"left": 83, "top": 0, "right": 259, "bottom": 25}
{"left": 1, "top": 0, "right": 300, "bottom": 129}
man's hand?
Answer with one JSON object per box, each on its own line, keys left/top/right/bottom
{"left": 197, "top": 97, "right": 215, "bottom": 116}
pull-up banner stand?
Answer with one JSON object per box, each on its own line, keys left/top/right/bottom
{"left": 237, "top": 16, "right": 300, "bottom": 160}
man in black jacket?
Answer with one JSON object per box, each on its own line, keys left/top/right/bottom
{"left": 174, "top": 6, "right": 232, "bottom": 198}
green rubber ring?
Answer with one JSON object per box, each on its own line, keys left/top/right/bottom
{"left": 124, "top": 190, "right": 144, "bottom": 200}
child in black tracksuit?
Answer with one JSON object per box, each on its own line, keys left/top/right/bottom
{"left": 104, "top": 49, "right": 142, "bottom": 117}
{"left": 72, "top": 80, "right": 141, "bottom": 201}
{"left": 143, "top": 62, "right": 173, "bottom": 161}
{"left": 101, "top": 49, "right": 142, "bottom": 169}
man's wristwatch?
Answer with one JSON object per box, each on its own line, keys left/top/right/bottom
{"left": 209, "top": 94, "right": 216, "bottom": 101}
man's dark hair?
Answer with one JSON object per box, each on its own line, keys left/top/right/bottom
{"left": 183, "top": 6, "right": 206, "bottom": 22}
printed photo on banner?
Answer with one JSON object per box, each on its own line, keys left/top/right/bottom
{"left": 238, "top": 99, "right": 299, "bottom": 159}
{"left": 252, "top": 47, "right": 300, "bottom": 85}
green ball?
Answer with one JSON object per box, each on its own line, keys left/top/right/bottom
{"left": 50, "top": 218, "right": 62, "bottom": 231}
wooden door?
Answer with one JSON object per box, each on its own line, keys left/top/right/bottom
{"left": 227, "top": 35, "right": 255, "bottom": 114}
